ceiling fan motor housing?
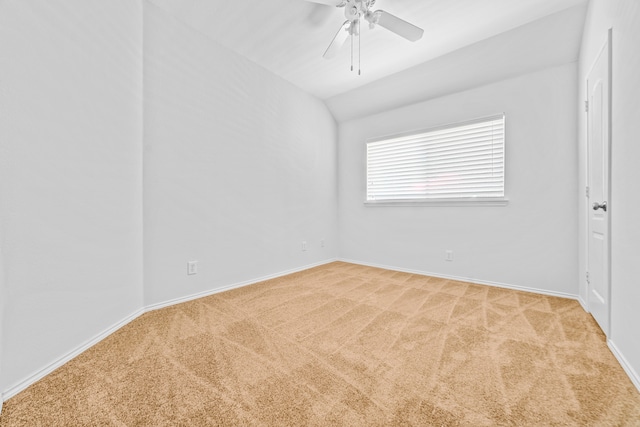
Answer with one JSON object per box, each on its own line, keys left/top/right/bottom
{"left": 344, "top": 0, "right": 375, "bottom": 21}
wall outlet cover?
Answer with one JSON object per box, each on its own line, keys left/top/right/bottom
{"left": 187, "top": 261, "right": 198, "bottom": 275}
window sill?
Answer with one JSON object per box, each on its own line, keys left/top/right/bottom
{"left": 364, "top": 198, "right": 509, "bottom": 207}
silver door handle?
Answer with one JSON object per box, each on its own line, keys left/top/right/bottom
{"left": 593, "top": 201, "right": 607, "bottom": 212}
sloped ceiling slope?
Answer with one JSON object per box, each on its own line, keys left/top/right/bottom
{"left": 147, "top": 0, "right": 587, "bottom": 102}
{"left": 327, "top": 3, "right": 588, "bottom": 121}
{"left": 148, "top": 0, "right": 586, "bottom": 99}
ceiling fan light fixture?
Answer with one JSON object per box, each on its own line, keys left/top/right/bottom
{"left": 345, "top": 5, "right": 359, "bottom": 20}
{"left": 364, "top": 10, "right": 380, "bottom": 28}
{"left": 349, "top": 20, "right": 360, "bottom": 36}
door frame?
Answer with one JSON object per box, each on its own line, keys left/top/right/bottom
{"left": 585, "top": 28, "right": 613, "bottom": 336}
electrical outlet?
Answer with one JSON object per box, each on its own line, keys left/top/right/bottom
{"left": 187, "top": 260, "right": 198, "bottom": 275}
{"left": 302, "top": 241, "right": 307, "bottom": 251}
{"left": 445, "top": 250, "right": 453, "bottom": 262}
{"left": 320, "top": 239, "right": 325, "bottom": 248}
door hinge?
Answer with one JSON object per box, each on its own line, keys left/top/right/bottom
{"left": 586, "top": 271, "right": 590, "bottom": 284}
{"left": 585, "top": 100, "right": 589, "bottom": 112}
{"left": 586, "top": 186, "right": 590, "bottom": 198}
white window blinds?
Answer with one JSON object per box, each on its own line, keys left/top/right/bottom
{"left": 366, "top": 114, "right": 505, "bottom": 202}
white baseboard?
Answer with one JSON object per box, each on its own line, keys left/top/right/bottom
{"left": 338, "top": 258, "right": 580, "bottom": 301}
{"left": 144, "top": 259, "right": 338, "bottom": 312}
{"left": 1, "top": 258, "right": 338, "bottom": 403}
{"left": 578, "top": 295, "right": 589, "bottom": 312}
{"left": 608, "top": 339, "right": 640, "bottom": 393}
{"left": 2, "top": 308, "right": 144, "bottom": 401}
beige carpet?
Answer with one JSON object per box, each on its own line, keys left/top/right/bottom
{"left": 1, "top": 261, "right": 640, "bottom": 426}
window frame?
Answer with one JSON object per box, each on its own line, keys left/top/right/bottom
{"left": 364, "top": 114, "right": 509, "bottom": 207}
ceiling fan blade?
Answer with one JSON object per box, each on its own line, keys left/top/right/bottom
{"left": 376, "top": 10, "right": 424, "bottom": 42}
{"left": 303, "top": 0, "right": 344, "bottom": 6}
{"left": 323, "top": 21, "right": 351, "bottom": 59}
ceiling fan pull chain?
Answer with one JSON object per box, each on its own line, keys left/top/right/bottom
{"left": 350, "top": 30, "right": 354, "bottom": 72}
{"left": 358, "top": 18, "right": 361, "bottom": 75}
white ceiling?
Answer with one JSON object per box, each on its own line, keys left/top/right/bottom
{"left": 147, "top": 0, "right": 588, "bottom": 100}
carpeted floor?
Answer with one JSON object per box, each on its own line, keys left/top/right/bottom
{"left": 1, "top": 261, "right": 640, "bottom": 426}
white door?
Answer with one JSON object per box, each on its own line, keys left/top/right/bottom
{"left": 586, "top": 30, "right": 611, "bottom": 336}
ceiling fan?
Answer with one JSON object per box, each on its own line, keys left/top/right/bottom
{"left": 304, "top": 0, "right": 424, "bottom": 74}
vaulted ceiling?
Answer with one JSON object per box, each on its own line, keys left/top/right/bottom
{"left": 147, "top": 0, "right": 588, "bottom": 118}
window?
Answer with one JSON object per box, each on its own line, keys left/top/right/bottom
{"left": 366, "top": 114, "right": 506, "bottom": 205}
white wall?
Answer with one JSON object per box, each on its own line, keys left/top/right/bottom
{"left": 0, "top": 0, "right": 144, "bottom": 394}
{"left": 338, "top": 63, "right": 578, "bottom": 296}
{"left": 142, "top": 3, "right": 338, "bottom": 306}
{"left": 0, "top": 0, "right": 338, "bottom": 401}
{"left": 578, "top": 0, "right": 640, "bottom": 388}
